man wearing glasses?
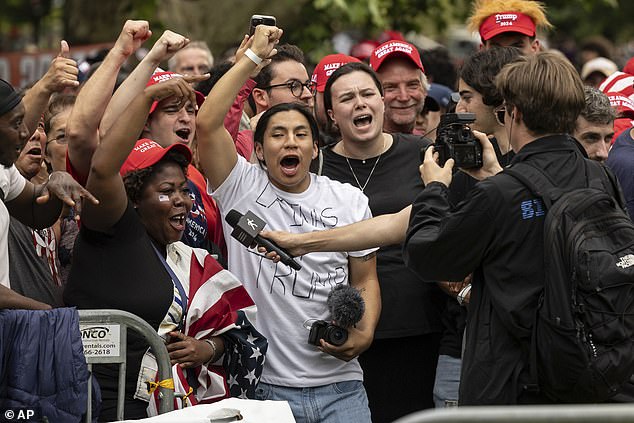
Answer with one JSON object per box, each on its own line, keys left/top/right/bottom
{"left": 228, "top": 44, "right": 313, "bottom": 162}
{"left": 252, "top": 44, "right": 314, "bottom": 112}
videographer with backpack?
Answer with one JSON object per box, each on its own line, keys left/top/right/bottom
{"left": 404, "top": 51, "right": 634, "bottom": 405}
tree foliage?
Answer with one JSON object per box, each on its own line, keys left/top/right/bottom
{"left": 546, "top": 0, "right": 632, "bottom": 43}
{"left": 3, "top": 0, "right": 634, "bottom": 64}
{"left": 281, "top": 0, "right": 472, "bottom": 63}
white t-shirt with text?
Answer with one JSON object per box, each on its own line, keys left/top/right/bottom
{"left": 212, "top": 157, "right": 376, "bottom": 387}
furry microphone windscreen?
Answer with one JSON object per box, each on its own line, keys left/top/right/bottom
{"left": 327, "top": 284, "right": 365, "bottom": 328}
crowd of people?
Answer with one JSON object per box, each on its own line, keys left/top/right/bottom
{"left": 2, "top": 0, "right": 634, "bottom": 421}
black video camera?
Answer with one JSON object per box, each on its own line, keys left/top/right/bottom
{"left": 433, "top": 113, "right": 482, "bottom": 169}
{"left": 308, "top": 320, "right": 348, "bottom": 346}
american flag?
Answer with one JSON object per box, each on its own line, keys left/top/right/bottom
{"left": 146, "top": 243, "right": 267, "bottom": 415}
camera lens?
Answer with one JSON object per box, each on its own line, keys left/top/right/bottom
{"left": 326, "top": 326, "right": 348, "bottom": 346}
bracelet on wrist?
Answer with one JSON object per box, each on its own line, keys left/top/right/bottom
{"left": 204, "top": 338, "right": 218, "bottom": 365}
{"left": 457, "top": 283, "right": 472, "bottom": 306}
{"left": 244, "top": 48, "right": 263, "bottom": 66}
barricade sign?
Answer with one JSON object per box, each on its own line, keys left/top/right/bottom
{"left": 80, "top": 324, "right": 121, "bottom": 359}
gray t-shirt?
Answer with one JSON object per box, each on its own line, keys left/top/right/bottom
{"left": 8, "top": 216, "right": 63, "bottom": 307}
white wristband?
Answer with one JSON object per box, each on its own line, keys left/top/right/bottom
{"left": 244, "top": 48, "right": 263, "bottom": 65}
{"left": 457, "top": 283, "right": 472, "bottom": 306}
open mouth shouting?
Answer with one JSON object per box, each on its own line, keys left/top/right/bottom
{"left": 353, "top": 113, "right": 373, "bottom": 129}
{"left": 280, "top": 154, "right": 300, "bottom": 177}
{"left": 26, "top": 146, "right": 42, "bottom": 159}
{"left": 169, "top": 212, "right": 187, "bottom": 232}
{"left": 174, "top": 128, "right": 192, "bottom": 143}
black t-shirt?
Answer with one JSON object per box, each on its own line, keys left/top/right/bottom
{"left": 322, "top": 133, "right": 445, "bottom": 338}
{"left": 64, "top": 203, "right": 174, "bottom": 420}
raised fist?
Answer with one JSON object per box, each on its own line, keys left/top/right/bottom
{"left": 113, "top": 20, "right": 151, "bottom": 58}
{"left": 145, "top": 30, "right": 190, "bottom": 64}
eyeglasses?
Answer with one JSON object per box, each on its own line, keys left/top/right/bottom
{"left": 494, "top": 104, "right": 506, "bottom": 126}
{"left": 263, "top": 79, "right": 315, "bottom": 98}
{"left": 46, "top": 134, "right": 67, "bottom": 145}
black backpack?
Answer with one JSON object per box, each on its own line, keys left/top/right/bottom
{"left": 504, "top": 160, "right": 634, "bottom": 403}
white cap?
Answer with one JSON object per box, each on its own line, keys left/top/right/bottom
{"left": 581, "top": 57, "right": 618, "bottom": 80}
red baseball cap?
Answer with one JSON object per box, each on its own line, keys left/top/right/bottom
{"left": 600, "top": 72, "right": 634, "bottom": 98}
{"left": 350, "top": 40, "right": 380, "bottom": 61}
{"left": 607, "top": 92, "right": 634, "bottom": 119}
{"left": 479, "top": 12, "right": 536, "bottom": 41}
{"left": 311, "top": 54, "right": 361, "bottom": 93}
{"left": 120, "top": 139, "right": 192, "bottom": 177}
{"left": 146, "top": 71, "right": 205, "bottom": 114}
{"left": 369, "top": 40, "right": 424, "bottom": 73}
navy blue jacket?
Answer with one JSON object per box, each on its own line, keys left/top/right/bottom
{"left": 0, "top": 308, "right": 99, "bottom": 422}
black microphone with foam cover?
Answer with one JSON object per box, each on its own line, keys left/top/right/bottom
{"left": 225, "top": 209, "right": 302, "bottom": 271}
{"left": 327, "top": 284, "right": 365, "bottom": 328}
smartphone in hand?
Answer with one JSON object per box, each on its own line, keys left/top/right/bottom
{"left": 249, "top": 14, "right": 276, "bottom": 36}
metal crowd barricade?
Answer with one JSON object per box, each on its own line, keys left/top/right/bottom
{"left": 78, "top": 309, "right": 174, "bottom": 421}
{"left": 393, "top": 404, "right": 634, "bottom": 423}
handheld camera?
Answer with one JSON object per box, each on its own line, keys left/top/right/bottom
{"left": 433, "top": 113, "right": 482, "bottom": 169}
{"left": 308, "top": 320, "right": 348, "bottom": 346}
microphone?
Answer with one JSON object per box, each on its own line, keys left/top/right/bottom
{"left": 225, "top": 209, "right": 302, "bottom": 271}
{"left": 308, "top": 284, "right": 365, "bottom": 346}
{"left": 327, "top": 284, "right": 365, "bottom": 328}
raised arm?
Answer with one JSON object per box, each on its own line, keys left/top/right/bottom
{"left": 22, "top": 41, "right": 79, "bottom": 133}
{"left": 66, "top": 20, "right": 151, "bottom": 181}
{"left": 81, "top": 76, "right": 197, "bottom": 232}
{"left": 260, "top": 205, "right": 412, "bottom": 256}
{"left": 196, "top": 25, "right": 282, "bottom": 190}
{"left": 224, "top": 35, "right": 267, "bottom": 140}
{"left": 99, "top": 30, "right": 190, "bottom": 138}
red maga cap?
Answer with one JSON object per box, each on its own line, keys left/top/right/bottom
{"left": 607, "top": 92, "right": 634, "bottom": 118}
{"left": 479, "top": 12, "right": 536, "bottom": 41}
{"left": 311, "top": 54, "right": 361, "bottom": 93}
{"left": 600, "top": 72, "right": 634, "bottom": 99}
{"left": 370, "top": 40, "right": 424, "bottom": 72}
{"left": 120, "top": 139, "right": 192, "bottom": 177}
{"left": 146, "top": 71, "right": 205, "bottom": 114}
